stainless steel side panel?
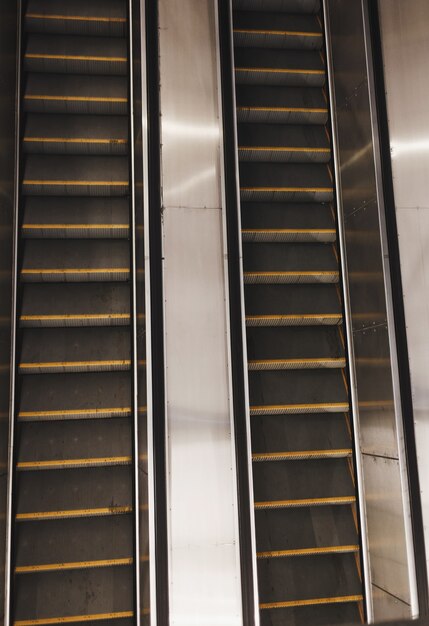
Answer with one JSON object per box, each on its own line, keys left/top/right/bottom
{"left": 326, "top": 0, "right": 416, "bottom": 619}
{"left": 158, "top": 0, "right": 242, "bottom": 622}
{"left": 0, "top": 0, "right": 19, "bottom": 619}
{"left": 378, "top": 0, "right": 429, "bottom": 595}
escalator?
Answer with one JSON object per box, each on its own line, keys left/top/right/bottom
{"left": 11, "top": 0, "right": 141, "bottom": 623}
{"left": 231, "top": 0, "right": 364, "bottom": 623}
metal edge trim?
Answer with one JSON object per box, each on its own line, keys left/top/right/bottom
{"left": 216, "top": 1, "right": 260, "bottom": 624}
{"left": 322, "top": 1, "right": 374, "bottom": 621}
{"left": 363, "top": 0, "right": 429, "bottom": 616}
{"left": 4, "top": 2, "right": 23, "bottom": 623}
{"left": 145, "top": 0, "right": 169, "bottom": 622}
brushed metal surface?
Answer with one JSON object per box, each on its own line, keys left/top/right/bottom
{"left": 379, "top": 0, "right": 429, "bottom": 597}
{"left": 327, "top": 0, "right": 417, "bottom": 619}
{"left": 162, "top": 207, "right": 242, "bottom": 625}
{"left": 159, "top": 0, "right": 221, "bottom": 210}
{"left": 0, "top": 0, "right": 19, "bottom": 621}
{"left": 159, "top": 0, "right": 242, "bottom": 622}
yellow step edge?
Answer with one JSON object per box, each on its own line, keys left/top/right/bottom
{"left": 21, "top": 268, "right": 129, "bottom": 274}
{"left": 234, "top": 28, "right": 322, "bottom": 38}
{"left": 20, "top": 314, "right": 130, "bottom": 321}
{"left": 24, "top": 137, "right": 127, "bottom": 144}
{"left": 242, "top": 228, "right": 336, "bottom": 234}
{"left": 237, "top": 106, "right": 327, "bottom": 114}
{"left": 19, "top": 360, "right": 131, "bottom": 370}
{"left": 22, "top": 224, "right": 129, "bottom": 230}
{"left": 244, "top": 271, "right": 338, "bottom": 276}
{"left": 16, "top": 506, "right": 132, "bottom": 521}
{"left": 14, "top": 611, "right": 134, "bottom": 626}
{"left": 236, "top": 67, "right": 324, "bottom": 75}
{"left": 241, "top": 186, "right": 332, "bottom": 193}
{"left": 257, "top": 544, "right": 359, "bottom": 559}
{"left": 25, "top": 54, "right": 127, "bottom": 63}
{"left": 252, "top": 448, "right": 352, "bottom": 462}
{"left": 15, "top": 557, "right": 133, "bottom": 574}
{"left": 250, "top": 402, "right": 349, "bottom": 413}
{"left": 255, "top": 496, "right": 355, "bottom": 510}
{"left": 18, "top": 407, "right": 131, "bottom": 419}
{"left": 17, "top": 456, "right": 132, "bottom": 470}
{"left": 246, "top": 314, "right": 341, "bottom": 321}
{"left": 24, "top": 95, "right": 128, "bottom": 103}
{"left": 23, "top": 180, "right": 129, "bottom": 186}
{"left": 25, "top": 13, "right": 127, "bottom": 23}
{"left": 248, "top": 357, "right": 345, "bottom": 369}
{"left": 239, "top": 146, "right": 330, "bottom": 153}
{"left": 260, "top": 594, "right": 363, "bottom": 610}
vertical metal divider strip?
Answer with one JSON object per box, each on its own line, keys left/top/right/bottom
{"left": 4, "top": 2, "right": 23, "bottom": 623}
{"left": 322, "top": 1, "right": 374, "bottom": 621}
{"left": 362, "top": 1, "right": 428, "bottom": 615}
{"left": 128, "top": 0, "right": 142, "bottom": 621}
{"left": 145, "top": 0, "right": 169, "bottom": 622}
{"left": 138, "top": 0, "right": 158, "bottom": 621}
{"left": 216, "top": 1, "right": 260, "bottom": 624}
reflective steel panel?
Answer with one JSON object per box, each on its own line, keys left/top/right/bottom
{"left": 159, "top": 0, "right": 242, "bottom": 622}
{"left": 379, "top": 0, "right": 429, "bottom": 592}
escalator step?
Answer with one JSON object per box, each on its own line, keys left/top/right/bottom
{"left": 23, "top": 155, "right": 129, "bottom": 197}
{"left": 242, "top": 228, "right": 336, "bottom": 243}
{"left": 18, "top": 372, "right": 133, "bottom": 422}
{"left": 244, "top": 284, "right": 341, "bottom": 321}
{"left": 21, "top": 240, "right": 130, "bottom": 283}
{"left": 255, "top": 496, "right": 355, "bottom": 509}
{"left": 234, "top": 12, "right": 322, "bottom": 50}
{"left": 25, "top": 34, "right": 127, "bottom": 76}
{"left": 260, "top": 595, "right": 363, "bottom": 610}
{"left": 24, "top": 114, "right": 128, "bottom": 156}
{"left": 20, "top": 283, "right": 131, "bottom": 327}
{"left": 235, "top": 49, "right": 324, "bottom": 87}
{"left": 25, "top": 0, "right": 127, "bottom": 37}
{"left": 232, "top": 0, "right": 321, "bottom": 13}
{"left": 15, "top": 516, "right": 133, "bottom": 569}
{"left": 244, "top": 270, "right": 338, "bottom": 284}
{"left": 22, "top": 197, "right": 129, "bottom": 239}
{"left": 19, "top": 327, "right": 132, "bottom": 374}
{"left": 253, "top": 449, "right": 351, "bottom": 461}
{"left": 236, "top": 85, "right": 328, "bottom": 125}
{"left": 24, "top": 74, "right": 128, "bottom": 115}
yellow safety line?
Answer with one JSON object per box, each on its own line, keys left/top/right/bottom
{"left": 24, "top": 95, "right": 127, "bottom": 103}
{"left": 236, "top": 67, "right": 324, "bottom": 75}
{"left": 255, "top": 496, "right": 355, "bottom": 509}
{"left": 16, "top": 558, "right": 133, "bottom": 574}
{"left": 17, "top": 456, "right": 132, "bottom": 470}
{"left": 14, "top": 612, "right": 134, "bottom": 626}
{"left": 241, "top": 186, "right": 332, "bottom": 192}
{"left": 20, "top": 314, "right": 130, "bottom": 321}
{"left": 244, "top": 271, "right": 338, "bottom": 276}
{"left": 250, "top": 402, "right": 349, "bottom": 412}
{"left": 21, "top": 268, "right": 129, "bottom": 275}
{"left": 25, "top": 13, "right": 126, "bottom": 23}
{"left": 257, "top": 544, "right": 359, "bottom": 558}
{"left": 25, "top": 54, "right": 127, "bottom": 63}
{"left": 252, "top": 448, "right": 352, "bottom": 461}
{"left": 16, "top": 506, "right": 132, "bottom": 521}
{"left": 237, "top": 106, "right": 327, "bottom": 114}
{"left": 19, "top": 360, "right": 131, "bottom": 370}
{"left": 239, "top": 146, "right": 329, "bottom": 153}
{"left": 23, "top": 180, "right": 128, "bottom": 186}
{"left": 248, "top": 358, "right": 344, "bottom": 368}
{"left": 247, "top": 314, "right": 340, "bottom": 320}
{"left": 260, "top": 595, "right": 363, "bottom": 610}
{"left": 22, "top": 224, "right": 128, "bottom": 230}
{"left": 18, "top": 407, "right": 131, "bottom": 418}
{"left": 234, "top": 28, "right": 322, "bottom": 37}
{"left": 242, "top": 228, "right": 335, "bottom": 234}
{"left": 24, "top": 137, "right": 127, "bottom": 144}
